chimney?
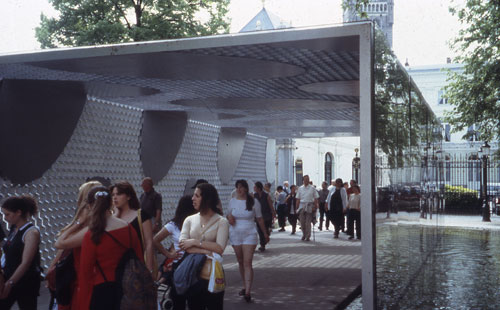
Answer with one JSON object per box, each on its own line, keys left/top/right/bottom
{"left": 446, "top": 57, "right": 451, "bottom": 64}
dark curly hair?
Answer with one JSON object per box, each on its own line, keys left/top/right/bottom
{"left": 1, "top": 195, "right": 38, "bottom": 219}
{"left": 196, "top": 183, "right": 222, "bottom": 215}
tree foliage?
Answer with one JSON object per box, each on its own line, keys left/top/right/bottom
{"left": 36, "top": 0, "right": 230, "bottom": 48}
{"left": 444, "top": 1, "right": 500, "bottom": 143}
{"left": 342, "top": 0, "right": 370, "bottom": 19}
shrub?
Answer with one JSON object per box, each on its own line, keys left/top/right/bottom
{"left": 444, "top": 185, "right": 481, "bottom": 214}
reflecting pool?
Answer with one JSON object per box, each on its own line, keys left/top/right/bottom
{"left": 376, "top": 225, "right": 500, "bottom": 309}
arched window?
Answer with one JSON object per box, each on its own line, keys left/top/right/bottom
{"left": 324, "top": 153, "right": 334, "bottom": 184}
{"left": 384, "top": 4, "right": 387, "bottom": 11}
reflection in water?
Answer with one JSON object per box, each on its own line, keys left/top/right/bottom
{"left": 377, "top": 225, "right": 500, "bottom": 309}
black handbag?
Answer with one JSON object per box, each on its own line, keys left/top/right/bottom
{"left": 55, "top": 250, "right": 76, "bottom": 305}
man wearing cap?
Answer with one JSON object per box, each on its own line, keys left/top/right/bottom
{"left": 140, "top": 177, "right": 163, "bottom": 233}
{"left": 296, "top": 175, "right": 319, "bottom": 241}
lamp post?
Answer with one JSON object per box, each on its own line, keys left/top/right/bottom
{"left": 480, "top": 141, "right": 491, "bottom": 222}
{"left": 436, "top": 149, "right": 444, "bottom": 213}
{"left": 352, "top": 148, "right": 360, "bottom": 184}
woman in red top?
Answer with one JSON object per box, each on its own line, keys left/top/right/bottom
{"left": 78, "top": 187, "right": 143, "bottom": 310}
{"left": 50, "top": 180, "right": 101, "bottom": 309}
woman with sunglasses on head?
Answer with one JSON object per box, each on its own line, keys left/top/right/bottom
{"left": 227, "top": 179, "right": 269, "bottom": 302}
{"left": 179, "top": 183, "right": 229, "bottom": 310}
{"left": 110, "top": 181, "right": 155, "bottom": 274}
{"left": 0, "top": 195, "right": 41, "bottom": 309}
{"left": 78, "top": 186, "right": 143, "bottom": 309}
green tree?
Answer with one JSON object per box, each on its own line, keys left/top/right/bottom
{"left": 444, "top": 1, "right": 500, "bottom": 144}
{"left": 36, "top": 0, "right": 230, "bottom": 48}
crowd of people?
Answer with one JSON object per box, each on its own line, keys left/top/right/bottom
{"left": 0, "top": 175, "right": 361, "bottom": 309}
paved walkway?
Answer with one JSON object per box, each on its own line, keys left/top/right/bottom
{"left": 23, "top": 224, "right": 362, "bottom": 310}
{"left": 222, "top": 226, "right": 361, "bottom": 309}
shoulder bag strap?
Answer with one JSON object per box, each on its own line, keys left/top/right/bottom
{"left": 200, "top": 215, "right": 222, "bottom": 237}
{"left": 136, "top": 210, "right": 149, "bottom": 264}
{"left": 95, "top": 258, "right": 108, "bottom": 282}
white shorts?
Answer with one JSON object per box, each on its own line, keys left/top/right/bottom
{"left": 229, "top": 226, "right": 258, "bottom": 246}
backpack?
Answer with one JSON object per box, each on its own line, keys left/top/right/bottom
{"left": 96, "top": 226, "right": 157, "bottom": 310}
{"left": 54, "top": 250, "right": 76, "bottom": 305}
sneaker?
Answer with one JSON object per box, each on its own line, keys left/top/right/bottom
{"left": 334, "top": 234, "right": 339, "bottom": 239}
{"left": 348, "top": 236, "right": 354, "bottom": 240}
{"left": 278, "top": 228, "right": 285, "bottom": 232}
{"left": 291, "top": 232, "right": 296, "bottom": 235}
{"left": 258, "top": 246, "right": 265, "bottom": 252}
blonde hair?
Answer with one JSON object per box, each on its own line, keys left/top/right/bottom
{"left": 58, "top": 180, "right": 102, "bottom": 235}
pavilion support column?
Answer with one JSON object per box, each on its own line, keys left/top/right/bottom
{"left": 359, "top": 23, "right": 376, "bottom": 310}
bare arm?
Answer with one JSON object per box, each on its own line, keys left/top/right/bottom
{"left": 55, "top": 224, "right": 88, "bottom": 249}
{"left": 226, "top": 202, "right": 235, "bottom": 226}
{"left": 154, "top": 209, "right": 162, "bottom": 232}
{"left": 256, "top": 217, "right": 270, "bottom": 243}
{"left": 267, "top": 195, "right": 276, "bottom": 218}
{"left": 153, "top": 227, "right": 177, "bottom": 259}
{"left": 1, "top": 229, "right": 40, "bottom": 298}
{"left": 142, "top": 219, "right": 155, "bottom": 272}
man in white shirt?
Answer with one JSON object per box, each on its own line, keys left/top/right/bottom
{"left": 296, "top": 175, "right": 319, "bottom": 241}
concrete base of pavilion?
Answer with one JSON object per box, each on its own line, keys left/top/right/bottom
{"left": 27, "top": 224, "right": 362, "bottom": 310}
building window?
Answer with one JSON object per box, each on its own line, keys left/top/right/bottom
{"left": 384, "top": 4, "right": 387, "bottom": 11}
{"left": 324, "top": 152, "right": 334, "bottom": 184}
{"left": 444, "top": 124, "right": 451, "bottom": 142}
{"left": 467, "top": 125, "right": 479, "bottom": 142}
{"left": 438, "top": 89, "right": 448, "bottom": 105}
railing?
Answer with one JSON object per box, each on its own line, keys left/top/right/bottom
{"left": 375, "top": 155, "right": 500, "bottom": 216}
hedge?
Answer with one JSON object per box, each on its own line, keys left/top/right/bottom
{"left": 444, "top": 185, "right": 481, "bottom": 214}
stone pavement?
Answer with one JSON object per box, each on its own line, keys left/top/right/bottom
{"left": 22, "top": 224, "right": 361, "bottom": 310}
{"left": 222, "top": 225, "right": 361, "bottom": 310}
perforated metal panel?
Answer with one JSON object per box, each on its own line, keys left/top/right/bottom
{"left": 0, "top": 99, "right": 267, "bottom": 268}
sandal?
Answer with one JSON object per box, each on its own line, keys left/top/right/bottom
{"left": 238, "top": 288, "right": 246, "bottom": 296}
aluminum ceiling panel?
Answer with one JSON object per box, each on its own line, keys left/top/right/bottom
{"left": 0, "top": 23, "right": 367, "bottom": 138}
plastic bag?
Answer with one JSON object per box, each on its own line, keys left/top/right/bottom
{"left": 207, "top": 253, "right": 225, "bottom": 293}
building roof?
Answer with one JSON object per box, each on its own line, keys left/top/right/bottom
{"left": 240, "top": 7, "right": 291, "bottom": 32}
{"left": 0, "top": 23, "right": 371, "bottom": 139}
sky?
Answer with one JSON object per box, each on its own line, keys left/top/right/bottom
{"left": 0, "top": 0, "right": 466, "bottom": 66}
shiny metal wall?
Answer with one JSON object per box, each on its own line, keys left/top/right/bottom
{"left": 0, "top": 99, "right": 268, "bottom": 268}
